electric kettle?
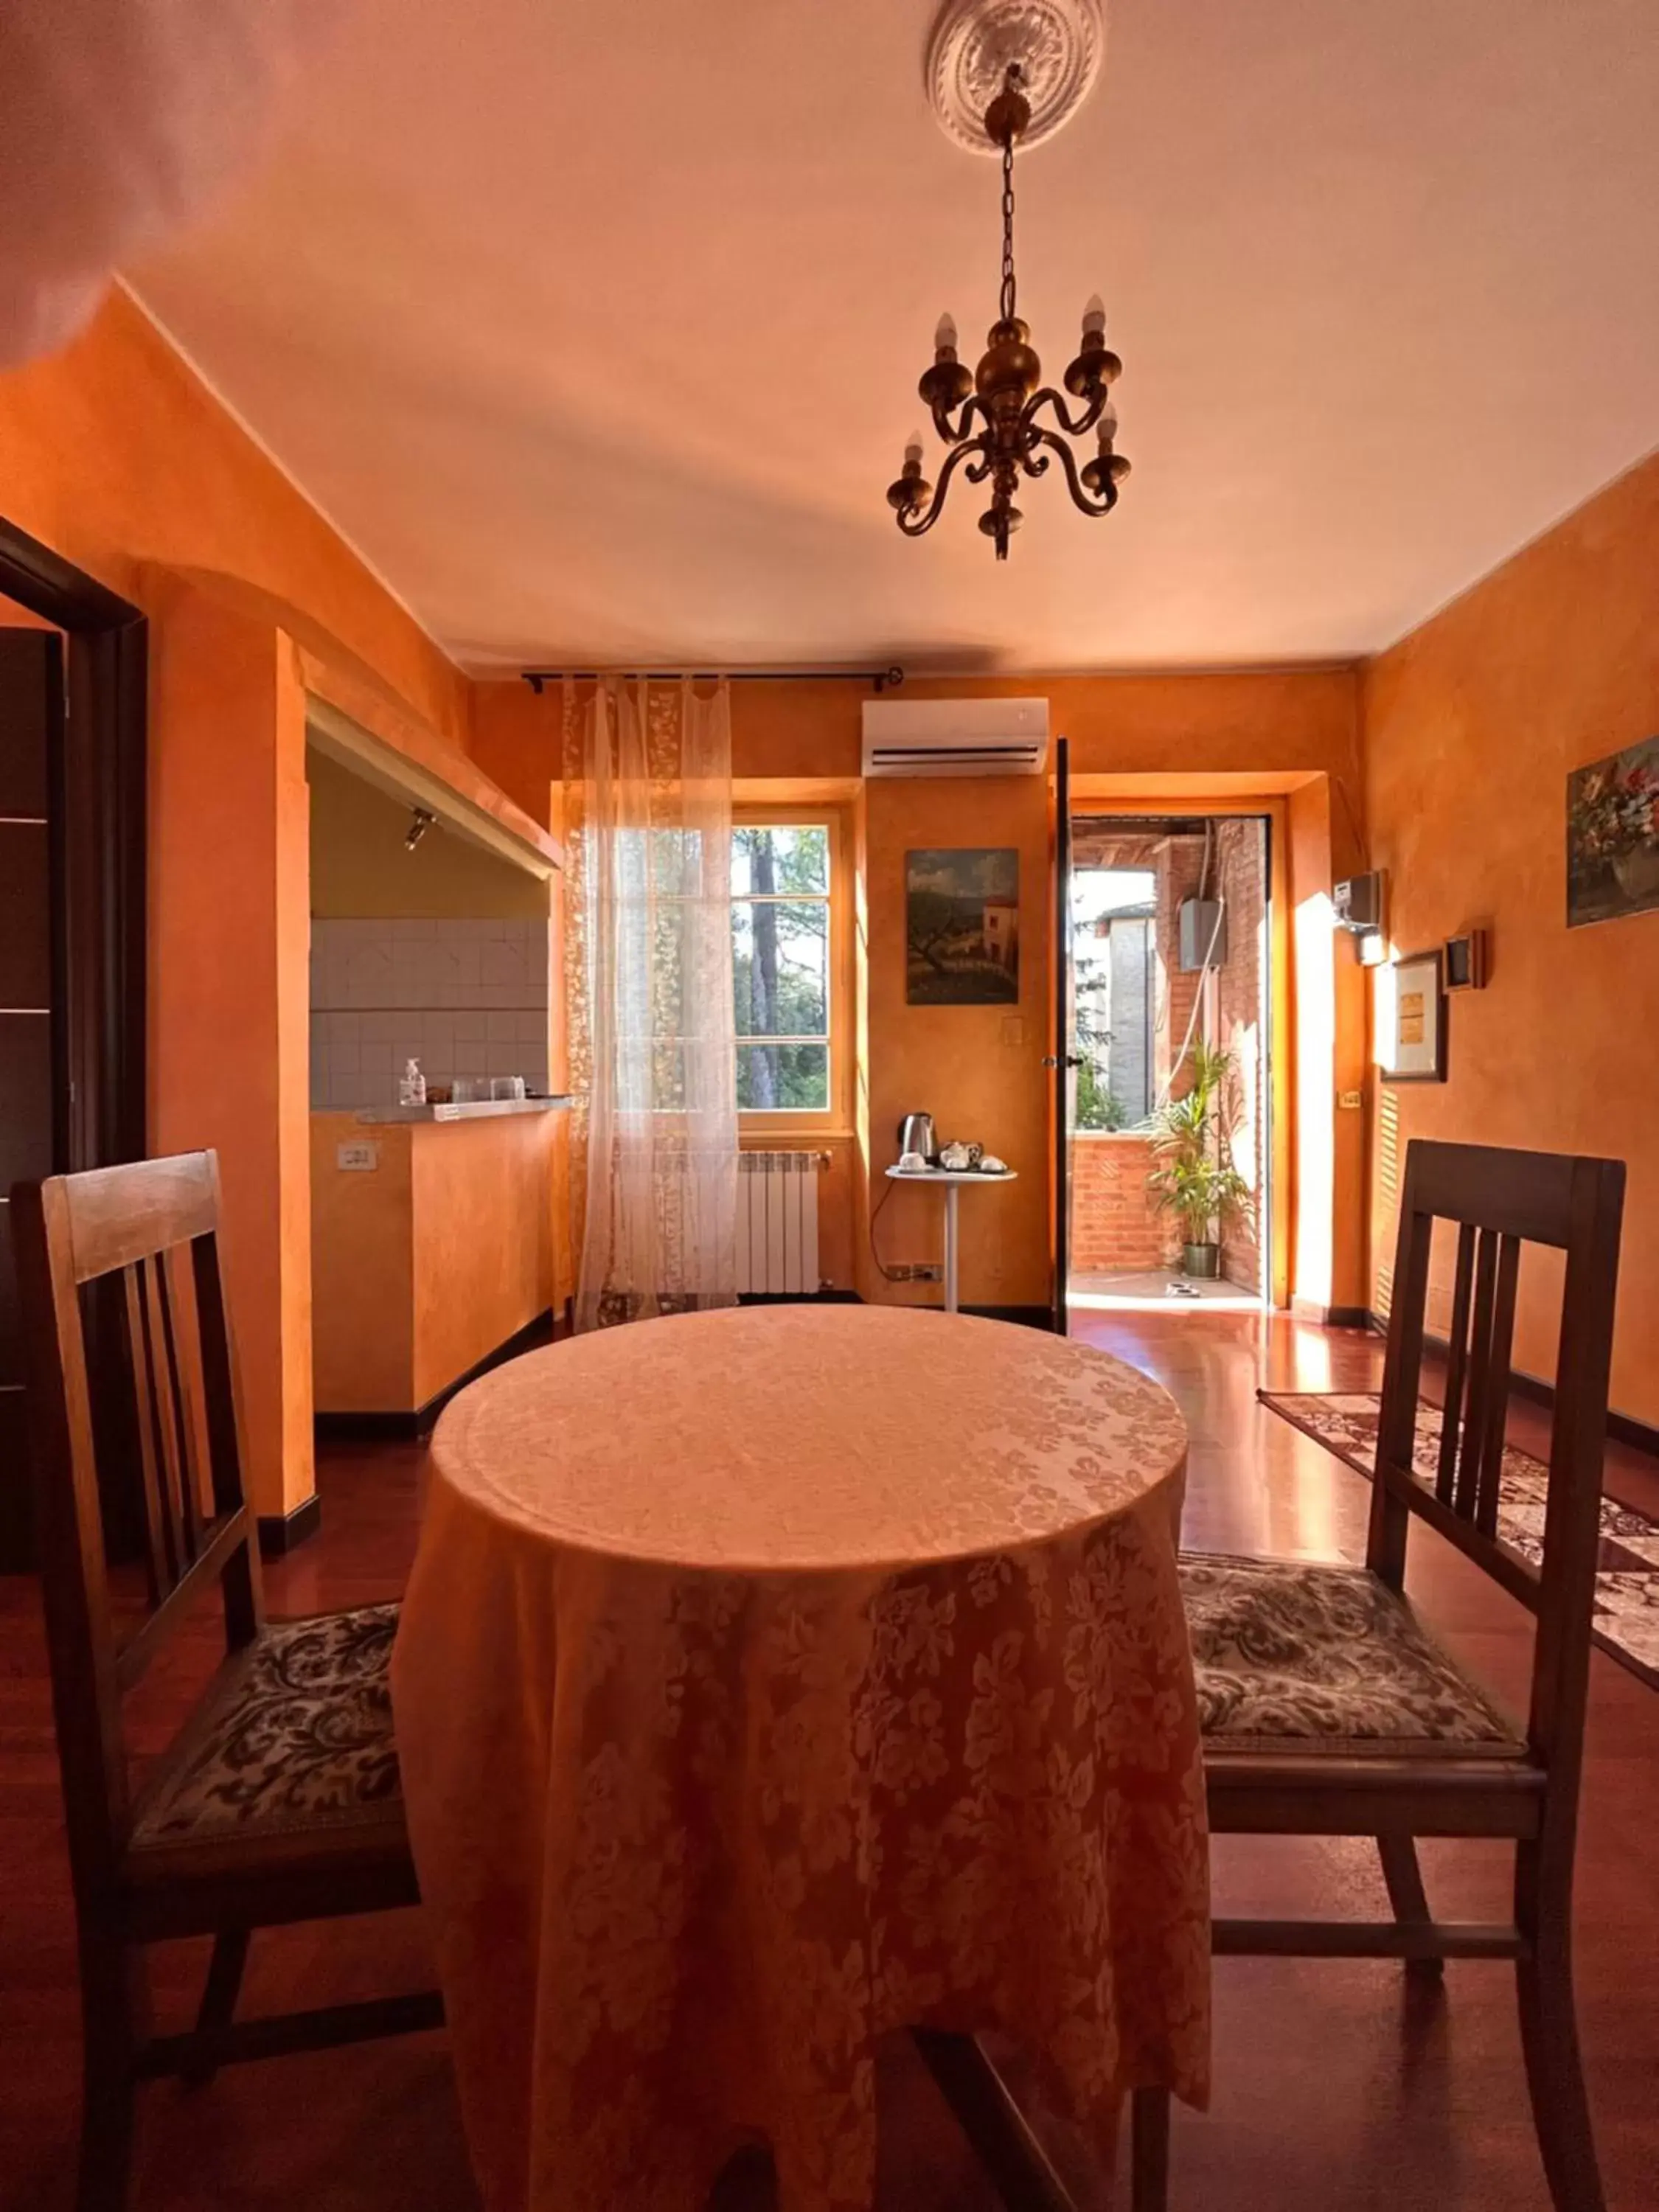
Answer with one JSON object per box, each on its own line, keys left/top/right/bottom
{"left": 897, "top": 1112, "right": 937, "bottom": 1164}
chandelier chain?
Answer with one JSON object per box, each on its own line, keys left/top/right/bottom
{"left": 999, "top": 128, "right": 1017, "bottom": 324}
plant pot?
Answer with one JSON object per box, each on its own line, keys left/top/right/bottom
{"left": 1181, "top": 1242, "right": 1221, "bottom": 1279}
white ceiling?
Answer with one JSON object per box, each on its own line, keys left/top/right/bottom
{"left": 128, "top": 0, "right": 1659, "bottom": 674}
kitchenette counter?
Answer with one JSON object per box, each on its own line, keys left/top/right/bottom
{"left": 311, "top": 1102, "right": 570, "bottom": 1419}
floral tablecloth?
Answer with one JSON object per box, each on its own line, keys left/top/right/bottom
{"left": 391, "top": 1303, "right": 1209, "bottom": 2212}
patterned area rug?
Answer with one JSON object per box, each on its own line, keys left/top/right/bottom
{"left": 1258, "top": 1392, "right": 1659, "bottom": 1691}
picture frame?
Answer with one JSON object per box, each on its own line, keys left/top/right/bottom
{"left": 905, "top": 849, "right": 1020, "bottom": 1005}
{"left": 1378, "top": 947, "right": 1447, "bottom": 1082}
{"left": 1443, "top": 928, "right": 1488, "bottom": 992}
{"left": 1566, "top": 734, "right": 1659, "bottom": 928}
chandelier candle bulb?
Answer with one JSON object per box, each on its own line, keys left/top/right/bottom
{"left": 934, "top": 312, "right": 959, "bottom": 355}
{"left": 1082, "top": 295, "right": 1106, "bottom": 336}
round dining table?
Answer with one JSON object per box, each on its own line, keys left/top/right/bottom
{"left": 391, "top": 1302, "right": 1209, "bottom": 2212}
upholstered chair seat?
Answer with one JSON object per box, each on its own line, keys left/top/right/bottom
{"left": 1180, "top": 1554, "right": 1523, "bottom": 1759}
{"left": 132, "top": 1604, "right": 403, "bottom": 1851}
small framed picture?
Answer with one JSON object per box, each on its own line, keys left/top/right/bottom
{"left": 1378, "top": 948, "right": 1447, "bottom": 1082}
{"left": 1443, "top": 929, "right": 1488, "bottom": 992}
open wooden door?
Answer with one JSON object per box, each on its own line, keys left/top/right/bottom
{"left": 1, "top": 518, "right": 147, "bottom": 1571}
{"left": 1048, "top": 736, "right": 1074, "bottom": 1335}
{"left": 0, "top": 628, "right": 64, "bottom": 1564}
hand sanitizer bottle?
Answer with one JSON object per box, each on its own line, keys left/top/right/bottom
{"left": 399, "top": 1058, "right": 426, "bottom": 1107}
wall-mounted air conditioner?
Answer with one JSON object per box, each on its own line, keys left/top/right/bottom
{"left": 860, "top": 697, "right": 1050, "bottom": 778}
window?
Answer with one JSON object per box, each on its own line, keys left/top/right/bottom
{"left": 731, "top": 818, "right": 840, "bottom": 1119}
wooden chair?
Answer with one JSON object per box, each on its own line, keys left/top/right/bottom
{"left": 1178, "top": 1138, "right": 1624, "bottom": 2212}
{"left": 10, "top": 1151, "right": 441, "bottom": 2212}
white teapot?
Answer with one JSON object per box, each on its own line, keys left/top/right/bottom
{"left": 939, "top": 1141, "right": 975, "bottom": 1171}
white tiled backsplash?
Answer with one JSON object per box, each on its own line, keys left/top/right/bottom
{"left": 310, "top": 919, "right": 551, "bottom": 1108}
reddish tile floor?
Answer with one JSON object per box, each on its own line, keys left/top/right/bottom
{"left": 1, "top": 1310, "right": 1655, "bottom": 2209}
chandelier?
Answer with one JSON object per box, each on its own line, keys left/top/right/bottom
{"left": 886, "top": 60, "right": 1128, "bottom": 561}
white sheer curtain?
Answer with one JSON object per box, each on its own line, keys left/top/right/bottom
{"left": 564, "top": 675, "right": 738, "bottom": 1331}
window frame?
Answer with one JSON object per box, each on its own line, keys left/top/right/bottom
{"left": 731, "top": 804, "right": 851, "bottom": 1136}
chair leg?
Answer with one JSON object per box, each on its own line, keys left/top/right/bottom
{"left": 1377, "top": 1835, "right": 1444, "bottom": 1983}
{"left": 1129, "top": 2087, "right": 1169, "bottom": 2212}
{"left": 181, "top": 1928, "right": 251, "bottom": 2089}
{"left": 75, "top": 1931, "right": 146, "bottom": 2212}
{"left": 1514, "top": 1846, "right": 1605, "bottom": 2212}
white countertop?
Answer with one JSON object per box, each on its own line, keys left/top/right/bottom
{"left": 352, "top": 1095, "right": 572, "bottom": 1124}
{"left": 885, "top": 1165, "right": 1018, "bottom": 1184}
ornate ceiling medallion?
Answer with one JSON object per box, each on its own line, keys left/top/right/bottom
{"left": 925, "top": 0, "right": 1106, "bottom": 154}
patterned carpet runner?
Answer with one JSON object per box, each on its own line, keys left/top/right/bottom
{"left": 1257, "top": 1391, "right": 1659, "bottom": 1690}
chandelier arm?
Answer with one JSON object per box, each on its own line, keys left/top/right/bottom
{"left": 1023, "top": 386, "right": 1105, "bottom": 441}
{"left": 894, "top": 436, "right": 985, "bottom": 538}
{"left": 931, "top": 394, "right": 990, "bottom": 447}
{"left": 1030, "top": 428, "right": 1118, "bottom": 518}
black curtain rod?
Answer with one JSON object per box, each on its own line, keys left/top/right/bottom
{"left": 521, "top": 666, "right": 904, "bottom": 695}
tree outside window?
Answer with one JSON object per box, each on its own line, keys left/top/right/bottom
{"left": 732, "top": 824, "right": 832, "bottom": 1113}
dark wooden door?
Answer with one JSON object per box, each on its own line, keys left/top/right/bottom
{"left": 1, "top": 628, "right": 66, "bottom": 1565}
{"left": 1049, "top": 736, "right": 1073, "bottom": 1335}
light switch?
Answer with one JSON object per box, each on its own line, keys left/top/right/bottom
{"left": 337, "top": 1141, "right": 379, "bottom": 1172}
{"left": 1000, "top": 1015, "right": 1026, "bottom": 1047}
{"left": 1338, "top": 1090, "right": 1363, "bottom": 1110}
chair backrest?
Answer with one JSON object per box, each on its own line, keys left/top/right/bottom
{"left": 10, "top": 1150, "right": 264, "bottom": 1900}
{"left": 1370, "top": 1139, "right": 1624, "bottom": 1789}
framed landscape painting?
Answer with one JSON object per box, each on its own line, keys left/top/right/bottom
{"left": 905, "top": 849, "right": 1020, "bottom": 1004}
{"left": 1568, "top": 734, "right": 1659, "bottom": 927}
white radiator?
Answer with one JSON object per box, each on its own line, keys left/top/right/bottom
{"left": 737, "top": 1152, "right": 824, "bottom": 1295}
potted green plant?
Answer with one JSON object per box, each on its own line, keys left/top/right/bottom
{"left": 1146, "top": 1040, "right": 1254, "bottom": 1278}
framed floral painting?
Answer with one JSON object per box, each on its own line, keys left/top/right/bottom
{"left": 1568, "top": 735, "right": 1659, "bottom": 927}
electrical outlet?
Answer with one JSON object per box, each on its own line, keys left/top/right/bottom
{"left": 915, "top": 1263, "right": 943, "bottom": 1282}
{"left": 336, "top": 1142, "right": 378, "bottom": 1172}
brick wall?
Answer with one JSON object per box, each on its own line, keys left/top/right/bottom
{"left": 1214, "top": 820, "right": 1267, "bottom": 1295}
{"left": 1069, "top": 1133, "right": 1177, "bottom": 1273}
{"left": 1153, "top": 837, "right": 1207, "bottom": 1102}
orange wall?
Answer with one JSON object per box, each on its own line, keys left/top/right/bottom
{"left": 311, "top": 1116, "right": 417, "bottom": 1412}
{"left": 860, "top": 773, "right": 1051, "bottom": 1307}
{"left": 467, "top": 679, "right": 556, "bottom": 827}
{"left": 410, "top": 1113, "right": 556, "bottom": 1405}
{"left": 1363, "top": 451, "right": 1659, "bottom": 1423}
{"left": 146, "top": 580, "right": 317, "bottom": 1511}
{"left": 469, "top": 668, "right": 1363, "bottom": 821}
